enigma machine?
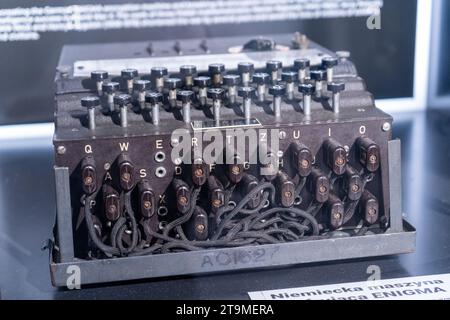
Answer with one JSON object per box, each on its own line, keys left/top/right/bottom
{"left": 50, "top": 33, "right": 416, "bottom": 286}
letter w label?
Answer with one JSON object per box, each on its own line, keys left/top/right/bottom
{"left": 119, "top": 142, "right": 129, "bottom": 151}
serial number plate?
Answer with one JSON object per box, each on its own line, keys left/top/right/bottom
{"left": 200, "top": 246, "right": 279, "bottom": 269}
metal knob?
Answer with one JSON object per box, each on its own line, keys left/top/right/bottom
{"left": 208, "top": 63, "right": 225, "bottom": 86}
{"left": 102, "top": 81, "right": 120, "bottom": 112}
{"left": 238, "top": 86, "right": 256, "bottom": 124}
{"left": 322, "top": 56, "right": 339, "bottom": 83}
{"left": 194, "top": 76, "right": 212, "bottom": 107}
{"left": 293, "top": 58, "right": 310, "bottom": 83}
{"left": 298, "top": 83, "right": 315, "bottom": 116}
{"left": 207, "top": 88, "right": 225, "bottom": 125}
{"left": 113, "top": 94, "right": 131, "bottom": 128}
{"left": 223, "top": 74, "right": 241, "bottom": 104}
{"left": 81, "top": 96, "right": 100, "bottom": 130}
{"left": 164, "top": 78, "right": 182, "bottom": 102}
{"left": 121, "top": 68, "right": 138, "bottom": 94}
{"left": 133, "top": 79, "right": 150, "bottom": 106}
{"left": 90, "top": 70, "right": 108, "bottom": 95}
{"left": 281, "top": 71, "right": 297, "bottom": 100}
{"left": 268, "top": 84, "right": 286, "bottom": 119}
{"left": 151, "top": 67, "right": 168, "bottom": 91}
{"left": 327, "top": 82, "right": 345, "bottom": 114}
{"left": 310, "top": 69, "right": 326, "bottom": 98}
{"left": 145, "top": 92, "right": 163, "bottom": 125}
{"left": 266, "top": 60, "right": 282, "bottom": 84}
{"left": 176, "top": 90, "right": 194, "bottom": 123}
{"left": 180, "top": 65, "right": 197, "bottom": 88}
{"left": 253, "top": 72, "right": 270, "bottom": 102}
{"left": 237, "top": 62, "right": 254, "bottom": 86}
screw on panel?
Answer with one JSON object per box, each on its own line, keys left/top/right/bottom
{"left": 57, "top": 146, "right": 66, "bottom": 155}
{"left": 382, "top": 122, "right": 391, "bottom": 132}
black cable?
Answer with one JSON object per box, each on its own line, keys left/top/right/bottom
{"left": 110, "top": 217, "right": 126, "bottom": 248}
{"left": 269, "top": 207, "right": 320, "bottom": 235}
{"left": 128, "top": 243, "right": 163, "bottom": 256}
{"left": 84, "top": 192, "right": 120, "bottom": 256}
{"left": 225, "top": 206, "right": 320, "bottom": 242}
{"left": 301, "top": 202, "right": 323, "bottom": 227}
{"left": 163, "top": 187, "right": 200, "bottom": 237}
{"left": 343, "top": 200, "right": 359, "bottom": 224}
{"left": 230, "top": 231, "right": 280, "bottom": 244}
{"left": 252, "top": 217, "right": 283, "bottom": 230}
{"left": 212, "top": 182, "right": 276, "bottom": 240}
{"left": 281, "top": 221, "right": 309, "bottom": 235}
{"left": 122, "top": 191, "right": 139, "bottom": 254}
{"left": 161, "top": 242, "right": 202, "bottom": 253}
{"left": 355, "top": 220, "right": 369, "bottom": 236}
{"left": 238, "top": 192, "right": 269, "bottom": 215}
{"left": 142, "top": 221, "right": 258, "bottom": 249}
{"left": 86, "top": 170, "right": 375, "bottom": 257}
{"left": 294, "top": 176, "right": 307, "bottom": 197}
{"left": 116, "top": 223, "right": 130, "bottom": 255}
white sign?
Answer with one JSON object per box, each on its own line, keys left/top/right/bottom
{"left": 249, "top": 274, "right": 450, "bottom": 300}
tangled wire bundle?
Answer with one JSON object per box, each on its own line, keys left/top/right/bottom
{"left": 82, "top": 172, "right": 374, "bottom": 258}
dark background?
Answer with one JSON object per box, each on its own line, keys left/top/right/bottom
{"left": 0, "top": 0, "right": 417, "bottom": 125}
{"left": 438, "top": 0, "right": 450, "bottom": 96}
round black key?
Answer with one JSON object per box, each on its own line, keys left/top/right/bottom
{"left": 121, "top": 68, "right": 138, "bottom": 80}
{"left": 114, "top": 94, "right": 131, "bottom": 106}
{"left": 281, "top": 71, "right": 297, "bottom": 83}
{"left": 193, "top": 76, "right": 211, "bottom": 88}
{"left": 91, "top": 70, "right": 108, "bottom": 81}
{"left": 177, "top": 90, "right": 194, "bottom": 103}
{"left": 164, "top": 78, "right": 182, "bottom": 90}
{"left": 268, "top": 84, "right": 286, "bottom": 96}
{"left": 81, "top": 96, "right": 100, "bottom": 108}
{"left": 237, "top": 86, "right": 256, "bottom": 99}
{"left": 238, "top": 62, "right": 254, "bottom": 73}
{"left": 145, "top": 91, "right": 163, "bottom": 104}
{"left": 208, "top": 63, "right": 225, "bottom": 74}
{"left": 180, "top": 65, "right": 197, "bottom": 76}
{"left": 298, "top": 83, "right": 315, "bottom": 95}
{"left": 327, "top": 82, "right": 345, "bottom": 93}
{"left": 207, "top": 88, "right": 225, "bottom": 100}
{"left": 223, "top": 74, "right": 241, "bottom": 86}
{"left": 293, "top": 58, "right": 310, "bottom": 70}
{"left": 133, "top": 79, "right": 150, "bottom": 91}
{"left": 266, "top": 60, "right": 282, "bottom": 71}
{"left": 102, "top": 82, "right": 120, "bottom": 93}
{"left": 151, "top": 67, "right": 168, "bottom": 78}
{"left": 310, "top": 69, "right": 326, "bottom": 81}
{"left": 322, "top": 57, "right": 339, "bottom": 69}
{"left": 252, "top": 73, "right": 270, "bottom": 85}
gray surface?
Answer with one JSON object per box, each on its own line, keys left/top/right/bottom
{"left": 54, "top": 167, "right": 74, "bottom": 263}
{"left": 428, "top": 0, "right": 450, "bottom": 108}
{"left": 388, "top": 139, "right": 403, "bottom": 232}
{"left": 1, "top": 110, "right": 450, "bottom": 299}
{"left": 50, "top": 229, "right": 415, "bottom": 287}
